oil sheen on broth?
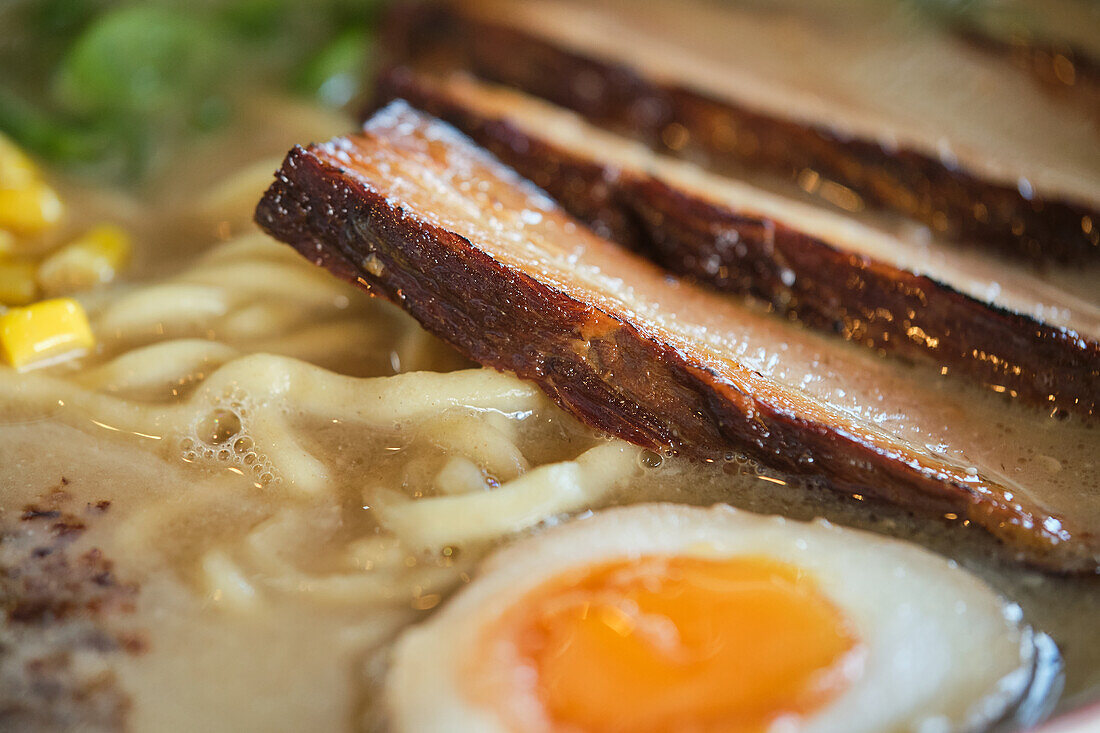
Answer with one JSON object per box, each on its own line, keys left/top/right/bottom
{"left": 1, "top": 96, "right": 1098, "bottom": 732}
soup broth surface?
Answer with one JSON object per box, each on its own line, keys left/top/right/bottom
{"left": 1, "top": 93, "right": 1099, "bottom": 732}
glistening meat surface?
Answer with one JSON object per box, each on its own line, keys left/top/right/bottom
{"left": 256, "top": 102, "right": 1100, "bottom": 572}
{"left": 374, "top": 70, "right": 1100, "bottom": 418}
{"left": 381, "top": 0, "right": 1100, "bottom": 263}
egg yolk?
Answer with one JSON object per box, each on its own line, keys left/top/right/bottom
{"left": 478, "top": 554, "right": 862, "bottom": 733}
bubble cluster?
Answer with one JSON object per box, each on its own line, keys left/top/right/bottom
{"left": 180, "top": 387, "right": 279, "bottom": 486}
{"left": 722, "top": 451, "right": 763, "bottom": 476}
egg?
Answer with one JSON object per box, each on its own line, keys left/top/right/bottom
{"left": 386, "top": 503, "right": 1048, "bottom": 733}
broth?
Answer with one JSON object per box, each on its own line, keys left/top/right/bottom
{"left": 1, "top": 95, "right": 1098, "bottom": 732}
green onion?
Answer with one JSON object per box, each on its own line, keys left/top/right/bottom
{"left": 54, "top": 6, "right": 227, "bottom": 117}
{"left": 297, "top": 29, "right": 371, "bottom": 108}
{"left": 0, "top": 0, "right": 381, "bottom": 182}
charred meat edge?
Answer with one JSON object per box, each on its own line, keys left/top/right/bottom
{"left": 255, "top": 113, "right": 1093, "bottom": 573}
{"left": 379, "top": 2, "right": 1100, "bottom": 264}
{"left": 375, "top": 69, "right": 1100, "bottom": 419}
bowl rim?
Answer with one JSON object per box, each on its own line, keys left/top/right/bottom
{"left": 1037, "top": 700, "right": 1100, "bottom": 732}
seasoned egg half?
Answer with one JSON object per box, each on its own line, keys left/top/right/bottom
{"left": 387, "top": 503, "right": 1046, "bottom": 733}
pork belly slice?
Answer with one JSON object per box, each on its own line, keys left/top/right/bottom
{"left": 255, "top": 101, "right": 1100, "bottom": 573}
{"left": 376, "top": 70, "right": 1100, "bottom": 418}
{"left": 382, "top": 0, "right": 1100, "bottom": 263}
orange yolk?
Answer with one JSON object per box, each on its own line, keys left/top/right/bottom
{"left": 477, "top": 555, "right": 862, "bottom": 733}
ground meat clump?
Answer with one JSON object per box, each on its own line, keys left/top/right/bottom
{"left": 0, "top": 486, "right": 144, "bottom": 732}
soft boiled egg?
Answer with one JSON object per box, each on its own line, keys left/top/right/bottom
{"left": 387, "top": 503, "right": 1048, "bottom": 733}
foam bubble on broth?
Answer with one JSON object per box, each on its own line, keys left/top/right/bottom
{"left": 180, "top": 387, "right": 279, "bottom": 486}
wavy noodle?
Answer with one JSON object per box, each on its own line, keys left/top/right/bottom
{"left": 417, "top": 412, "right": 530, "bottom": 482}
{"left": 93, "top": 283, "right": 232, "bottom": 337}
{"left": 433, "top": 456, "right": 496, "bottom": 495}
{"left": 238, "top": 510, "right": 473, "bottom": 606}
{"left": 75, "top": 339, "right": 240, "bottom": 394}
{"left": 197, "top": 157, "right": 288, "bottom": 223}
{"left": 247, "top": 320, "right": 382, "bottom": 358}
{"left": 197, "top": 232, "right": 303, "bottom": 265}
{"left": 2, "top": 355, "right": 549, "bottom": 494}
{"left": 373, "top": 442, "right": 642, "bottom": 549}
{"left": 0, "top": 121, "right": 679, "bottom": 729}
{"left": 179, "top": 259, "right": 351, "bottom": 303}
{"left": 217, "top": 301, "right": 318, "bottom": 341}
{"left": 2, "top": 226, "right": 637, "bottom": 634}
{"left": 200, "top": 550, "right": 262, "bottom": 612}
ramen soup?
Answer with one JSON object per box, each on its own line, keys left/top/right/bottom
{"left": 2, "top": 15, "right": 1100, "bottom": 733}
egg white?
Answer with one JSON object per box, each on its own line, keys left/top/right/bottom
{"left": 387, "top": 503, "right": 1042, "bottom": 733}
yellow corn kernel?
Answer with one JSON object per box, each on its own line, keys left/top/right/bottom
{"left": 0, "top": 260, "right": 38, "bottom": 306}
{"left": 0, "top": 134, "right": 39, "bottom": 189}
{"left": 38, "top": 224, "right": 132, "bottom": 295}
{"left": 0, "top": 297, "right": 94, "bottom": 370}
{"left": 0, "top": 180, "right": 64, "bottom": 235}
{"left": 0, "top": 229, "right": 14, "bottom": 257}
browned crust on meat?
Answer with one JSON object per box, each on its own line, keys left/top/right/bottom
{"left": 1, "top": 487, "right": 142, "bottom": 732}
{"left": 375, "top": 69, "right": 1100, "bottom": 419}
{"left": 254, "top": 117, "right": 1096, "bottom": 573}
{"left": 379, "top": 1, "right": 1100, "bottom": 264}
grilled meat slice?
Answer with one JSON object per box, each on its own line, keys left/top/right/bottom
{"left": 256, "top": 101, "right": 1100, "bottom": 572}
{"left": 381, "top": 0, "right": 1100, "bottom": 263}
{"left": 375, "top": 70, "right": 1100, "bottom": 418}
